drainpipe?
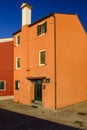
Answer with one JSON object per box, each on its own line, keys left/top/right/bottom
{"left": 53, "top": 14, "right": 57, "bottom": 109}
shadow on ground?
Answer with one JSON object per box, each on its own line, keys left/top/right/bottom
{"left": 0, "top": 108, "right": 80, "bottom": 130}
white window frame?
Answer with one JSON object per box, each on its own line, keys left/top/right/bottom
{"left": 16, "top": 35, "right": 20, "bottom": 46}
{"left": 37, "top": 21, "right": 47, "bottom": 36}
{"left": 16, "top": 57, "right": 21, "bottom": 69}
{"left": 39, "top": 50, "right": 46, "bottom": 66}
{"left": 0, "top": 80, "right": 6, "bottom": 91}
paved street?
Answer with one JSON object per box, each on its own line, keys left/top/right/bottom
{"left": 0, "top": 98, "right": 87, "bottom": 129}
{"left": 0, "top": 108, "right": 79, "bottom": 130}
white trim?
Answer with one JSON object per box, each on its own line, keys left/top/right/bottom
{"left": 37, "top": 21, "right": 47, "bottom": 36}
{"left": 38, "top": 33, "right": 46, "bottom": 37}
{"left": 16, "top": 57, "right": 21, "bottom": 69}
{"left": 0, "top": 80, "right": 6, "bottom": 91}
{"left": 38, "top": 21, "right": 46, "bottom": 25}
{"left": 39, "top": 50, "right": 46, "bottom": 66}
{"left": 0, "top": 38, "right": 13, "bottom": 43}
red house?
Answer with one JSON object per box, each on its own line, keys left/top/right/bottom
{"left": 0, "top": 38, "right": 13, "bottom": 96}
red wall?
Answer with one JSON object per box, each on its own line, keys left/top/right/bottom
{"left": 0, "top": 41, "right": 13, "bottom": 96}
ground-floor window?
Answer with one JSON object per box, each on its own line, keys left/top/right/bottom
{"left": 15, "top": 80, "right": 20, "bottom": 90}
{"left": 0, "top": 81, "right": 6, "bottom": 91}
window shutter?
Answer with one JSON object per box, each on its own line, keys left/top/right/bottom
{"left": 0, "top": 82, "right": 4, "bottom": 89}
{"left": 37, "top": 22, "right": 47, "bottom": 36}
{"left": 44, "top": 22, "right": 47, "bottom": 33}
{"left": 37, "top": 25, "right": 40, "bottom": 36}
{"left": 40, "top": 51, "right": 46, "bottom": 64}
{"left": 18, "top": 58, "right": 20, "bottom": 68}
{"left": 18, "top": 36, "right": 20, "bottom": 44}
{"left": 15, "top": 81, "right": 20, "bottom": 90}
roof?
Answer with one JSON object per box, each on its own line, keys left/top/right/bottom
{"left": 13, "top": 29, "right": 21, "bottom": 35}
{"left": 0, "top": 38, "right": 13, "bottom": 43}
{"left": 29, "top": 13, "right": 55, "bottom": 27}
{"left": 13, "top": 12, "right": 76, "bottom": 35}
{"left": 13, "top": 13, "right": 54, "bottom": 35}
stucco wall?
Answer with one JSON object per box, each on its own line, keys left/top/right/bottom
{"left": 56, "top": 14, "right": 87, "bottom": 108}
{"left": 14, "top": 13, "right": 87, "bottom": 109}
{"left": 0, "top": 41, "right": 13, "bottom": 96}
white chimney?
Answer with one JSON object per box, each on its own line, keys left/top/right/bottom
{"left": 21, "top": 3, "right": 32, "bottom": 26}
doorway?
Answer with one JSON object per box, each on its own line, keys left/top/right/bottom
{"left": 35, "top": 79, "right": 42, "bottom": 101}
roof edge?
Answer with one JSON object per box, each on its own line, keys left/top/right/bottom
{"left": 13, "top": 29, "right": 21, "bottom": 35}
{"left": 12, "top": 12, "right": 77, "bottom": 35}
{"left": 0, "top": 38, "right": 13, "bottom": 43}
{"left": 29, "top": 13, "right": 77, "bottom": 27}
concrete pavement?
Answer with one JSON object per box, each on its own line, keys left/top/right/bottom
{"left": 0, "top": 98, "right": 87, "bottom": 129}
{"left": 0, "top": 96, "right": 13, "bottom": 100}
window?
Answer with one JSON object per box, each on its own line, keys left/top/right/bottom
{"left": 16, "top": 36, "right": 20, "bottom": 46}
{"left": 0, "top": 81, "right": 6, "bottom": 90}
{"left": 16, "top": 57, "right": 20, "bottom": 69}
{"left": 37, "top": 22, "right": 47, "bottom": 36}
{"left": 39, "top": 50, "right": 46, "bottom": 65}
{"left": 15, "top": 80, "right": 20, "bottom": 90}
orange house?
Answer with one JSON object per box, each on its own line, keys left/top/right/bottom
{"left": 13, "top": 3, "right": 87, "bottom": 109}
{"left": 0, "top": 38, "right": 13, "bottom": 96}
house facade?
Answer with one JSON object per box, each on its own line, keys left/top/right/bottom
{"left": 0, "top": 38, "right": 13, "bottom": 96}
{"left": 13, "top": 3, "right": 87, "bottom": 109}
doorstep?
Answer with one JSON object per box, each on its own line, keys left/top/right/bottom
{"left": 30, "top": 100, "right": 43, "bottom": 108}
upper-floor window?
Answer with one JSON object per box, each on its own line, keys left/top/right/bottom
{"left": 16, "top": 57, "right": 21, "bottom": 69}
{"left": 37, "top": 22, "right": 47, "bottom": 36}
{"left": 16, "top": 36, "right": 20, "bottom": 46}
{"left": 0, "top": 81, "right": 6, "bottom": 91}
{"left": 39, "top": 50, "right": 46, "bottom": 65}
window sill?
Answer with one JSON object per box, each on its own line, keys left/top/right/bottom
{"left": 39, "top": 63, "right": 47, "bottom": 66}
{"left": 16, "top": 68, "right": 21, "bottom": 70}
{"left": 0, "top": 89, "right": 6, "bottom": 91}
{"left": 38, "top": 33, "right": 46, "bottom": 37}
{"left": 16, "top": 44, "right": 20, "bottom": 47}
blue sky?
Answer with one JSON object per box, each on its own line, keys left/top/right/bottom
{"left": 0, "top": 0, "right": 87, "bottom": 38}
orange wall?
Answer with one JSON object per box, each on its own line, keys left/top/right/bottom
{"left": 0, "top": 41, "right": 13, "bottom": 96}
{"left": 14, "top": 17, "right": 56, "bottom": 109}
{"left": 55, "top": 14, "right": 87, "bottom": 108}
{"left": 29, "top": 16, "right": 55, "bottom": 108}
{"left": 14, "top": 26, "right": 31, "bottom": 104}
{"left": 14, "top": 13, "right": 87, "bottom": 109}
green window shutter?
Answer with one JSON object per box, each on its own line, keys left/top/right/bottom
{"left": 17, "top": 58, "right": 20, "bottom": 68}
{"left": 37, "top": 25, "right": 41, "bottom": 36}
{"left": 0, "top": 82, "right": 4, "bottom": 89}
{"left": 44, "top": 22, "right": 47, "bottom": 33}
{"left": 18, "top": 36, "right": 20, "bottom": 44}
{"left": 17, "top": 36, "right": 20, "bottom": 45}
{"left": 40, "top": 51, "right": 46, "bottom": 64}
{"left": 18, "top": 58, "right": 20, "bottom": 68}
{"left": 15, "top": 80, "right": 20, "bottom": 90}
{"left": 37, "top": 22, "right": 47, "bottom": 36}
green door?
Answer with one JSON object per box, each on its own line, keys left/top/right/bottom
{"left": 35, "top": 80, "right": 42, "bottom": 101}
